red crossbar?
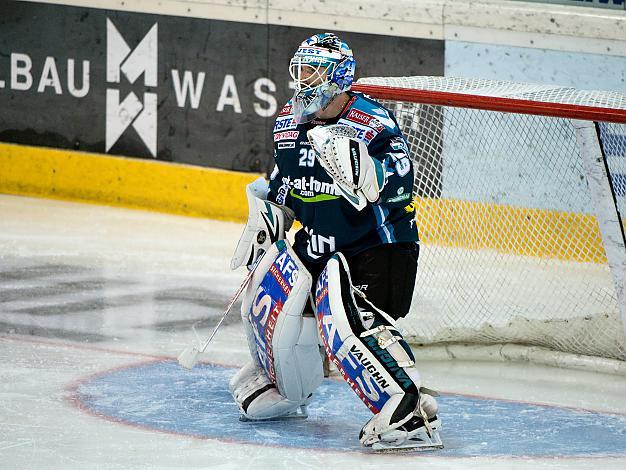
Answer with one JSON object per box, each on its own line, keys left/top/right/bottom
{"left": 352, "top": 84, "right": 626, "bottom": 125}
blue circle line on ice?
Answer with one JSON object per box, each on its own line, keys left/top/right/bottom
{"left": 71, "top": 360, "right": 626, "bottom": 457}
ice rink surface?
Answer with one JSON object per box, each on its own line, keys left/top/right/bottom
{"left": 1, "top": 194, "right": 625, "bottom": 470}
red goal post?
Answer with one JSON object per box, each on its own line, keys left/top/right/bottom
{"left": 352, "top": 77, "right": 626, "bottom": 374}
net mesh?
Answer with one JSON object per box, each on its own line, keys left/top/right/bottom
{"left": 357, "top": 76, "right": 626, "bottom": 362}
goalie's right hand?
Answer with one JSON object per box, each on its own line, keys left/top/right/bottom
{"left": 230, "top": 177, "right": 294, "bottom": 270}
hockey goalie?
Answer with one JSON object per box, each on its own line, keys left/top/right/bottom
{"left": 228, "top": 32, "right": 443, "bottom": 451}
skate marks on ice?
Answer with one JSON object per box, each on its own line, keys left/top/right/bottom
{"left": 69, "top": 361, "right": 626, "bottom": 457}
{"left": 0, "top": 257, "right": 242, "bottom": 341}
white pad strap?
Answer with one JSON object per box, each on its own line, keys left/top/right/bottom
{"left": 231, "top": 177, "right": 294, "bottom": 270}
{"left": 307, "top": 125, "right": 385, "bottom": 210}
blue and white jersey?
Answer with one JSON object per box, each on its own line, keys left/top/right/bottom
{"left": 269, "top": 92, "right": 418, "bottom": 265}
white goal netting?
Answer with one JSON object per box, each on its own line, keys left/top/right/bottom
{"left": 357, "top": 77, "right": 626, "bottom": 366}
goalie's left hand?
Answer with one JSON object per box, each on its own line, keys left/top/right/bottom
{"left": 307, "top": 125, "right": 386, "bottom": 210}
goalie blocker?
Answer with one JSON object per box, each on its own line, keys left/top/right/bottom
{"left": 231, "top": 178, "right": 294, "bottom": 271}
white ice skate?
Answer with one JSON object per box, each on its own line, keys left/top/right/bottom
{"left": 369, "top": 416, "right": 444, "bottom": 452}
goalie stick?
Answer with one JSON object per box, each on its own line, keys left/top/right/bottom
{"left": 177, "top": 267, "right": 255, "bottom": 369}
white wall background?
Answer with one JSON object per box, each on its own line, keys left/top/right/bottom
{"left": 446, "top": 41, "right": 626, "bottom": 92}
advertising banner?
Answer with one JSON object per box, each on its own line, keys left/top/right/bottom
{"left": 0, "top": 1, "right": 444, "bottom": 173}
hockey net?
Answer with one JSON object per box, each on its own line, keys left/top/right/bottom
{"left": 353, "top": 77, "right": 626, "bottom": 373}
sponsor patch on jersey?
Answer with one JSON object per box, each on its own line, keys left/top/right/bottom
{"left": 336, "top": 120, "right": 377, "bottom": 144}
{"left": 274, "top": 115, "right": 297, "bottom": 131}
{"left": 276, "top": 182, "right": 289, "bottom": 205}
{"left": 369, "top": 107, "right": 397, "bottom": 129}
{"left": 386, "top": 192, "right": 411, "bottom": 203}
{"left": 346, "top": 109, "right": 385, "bottom": 132}
{"left": 287, "top": 175, "right": 341, "bottom": 196}
{"left": 404, "top": 200, "right": 417, "bottom": 213}
{"left": 274, "top": 131, "right": 300, "bottom": 142}
{"left": 278, "top": 175, "right": 341, "bottom": 205}
{"left": 278, "top": 142, "right": 296, "bottom": 149}
{"left": 278, "top": 104, "right": 293, "bottom": 117}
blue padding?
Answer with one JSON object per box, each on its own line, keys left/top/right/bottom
{"left": 74, "top": 361, "right": 626, "bottom": 456}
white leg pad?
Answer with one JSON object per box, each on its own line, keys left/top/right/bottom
{"left": 231, "top": 240, "right": 323, "bottom": 420}
{"left": 316, "top": 252, "right": 443, "bottom": 450}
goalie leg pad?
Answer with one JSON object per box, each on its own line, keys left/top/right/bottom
{"left": 231, "top": 240, "right": 323, "bottom": 420}
{"left": 315, "top": 253, "right": 442, "bottom": 449}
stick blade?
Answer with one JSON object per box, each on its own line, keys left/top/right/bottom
{"left": 177, "top": 345, "right": 200, "bottom": 370}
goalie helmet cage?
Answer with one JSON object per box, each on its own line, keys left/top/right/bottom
{"left": 351, "top": 77, "right": 626, "bottom": 375}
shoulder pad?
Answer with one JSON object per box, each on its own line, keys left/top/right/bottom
{"left": 346, "top": 95, "right": 398, "bottom": 132}
{"left": 334, "top": 95, "right": 399, "bottom": 144}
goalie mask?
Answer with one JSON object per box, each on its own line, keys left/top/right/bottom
{"left": 289, "top": 33, "right": 356, "bottom": 124}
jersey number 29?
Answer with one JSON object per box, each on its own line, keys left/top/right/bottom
{"left": 299, "top": 148, "right": 315, "bottom": 167}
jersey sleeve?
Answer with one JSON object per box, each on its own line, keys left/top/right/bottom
{"left": 267, "top": 152, "right": 293, "bottom": 208}
{"left": 367, "top": 121, "right": 415, "bottom": 209}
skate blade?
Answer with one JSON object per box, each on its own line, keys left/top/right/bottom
{"left": 239, "top": 406, "right": 308, "bottom": 422}
{"left": 371, "top": 430, "right": 444, "bottom": 453}
{"left": 239, "top": 414, "right": 308, "bottom": 422}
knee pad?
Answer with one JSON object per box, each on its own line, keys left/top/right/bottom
{"left": 315, "top": 253, "right": 438, "bottom": 445}
{"left": 231, "top": 240, "right": 323, "bottom": 420}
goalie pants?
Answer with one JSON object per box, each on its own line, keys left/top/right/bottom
{"left": 302, "top": 241, "right": 419, "bottom": 320}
